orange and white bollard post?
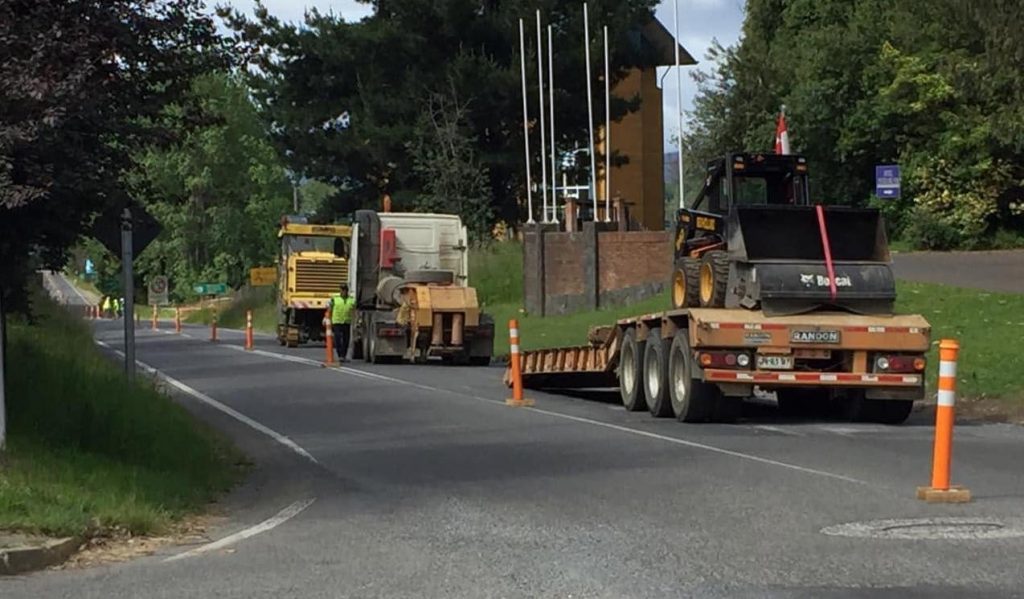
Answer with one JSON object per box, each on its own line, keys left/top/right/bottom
{"left": 917, "top": 339, "right": 971, "bottom": 503}
{"left": 151, "top": 304, "right": 158, "bottom": 331}
{"left": 245, "top": 309, "right": 254, "bottom": 351}
{"left": 210, "top": 314, "right": 218, "bottom": 343}
{"left": 505, "top": 319, "right": 533, "bottom": 407}
{"left": 175, "top": 307, "right": 182, "bottom": 334}
{"left": 322, "top": 309, "right": 335, "bottom": 367}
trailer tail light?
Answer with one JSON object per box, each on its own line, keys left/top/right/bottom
{"left": 698, "top": 351, "right": 751, "bottom": 369}
{"left": 874, "top": 354, "right": 926, "bottom": 373}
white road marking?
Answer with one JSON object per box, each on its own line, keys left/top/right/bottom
{"left": 751, "top": 424, "right": 806, "bottom": 437}
{"left": 214, "top": 343, "right": 867, "bottom": 486}
{"left": 164, "top": 498, "right": 316, "bottom": 562}
{"left": 94, "top": 341, "right": 319, "bottom": 465}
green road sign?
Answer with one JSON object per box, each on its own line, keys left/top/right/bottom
{"left": 194, "top": 283, "right": 228, "bottom": 296}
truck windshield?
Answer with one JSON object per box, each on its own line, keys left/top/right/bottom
{"left": 284, "top": 235, "right": 347, "bottom": 257}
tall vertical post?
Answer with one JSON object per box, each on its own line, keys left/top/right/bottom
{"left": 536, "top": 11, "right": 549, "bottom": 223}
{"left": 519, "top": 19, "right": 535, "bottom": 224}
{"left": 672, "top": 0, "right": 685, "bottom": 208}
{"left": 121, "top": 208, "right": 136, "bottom": 382}
{"left": 603, "top": 25, "right": 612, "bottom": 222}
{"left": 548, "top": 24, "right": 558, "bottom": 225}
{"left": 917, "top": 339, "right": 971, "bottom": 503}
{"left": 0, "top": 292, "right": 7, "bottom": 451}
{"left": 583, "top": 3, "right": 598, "bottom": 221}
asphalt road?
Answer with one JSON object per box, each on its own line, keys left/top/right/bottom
{"left": 893, "top": 250, "right": 1024, "bottom": 293}
{"left": 5, "top": 320, "right": 1024, "bottom": 598}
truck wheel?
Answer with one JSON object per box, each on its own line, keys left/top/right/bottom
{"left": 618, "top": 328, "right": 647, "bottom": 412}
{"left": 713, "top": 396, "right": 743, "bottom": 423}
{"left": 671, "top": 259, "right": 700, "bottom": 309}
{"left": 698, "top": 250, "right": 729, "bottom": 308}
{"left": 846, "top": 396, "right": 913, "bottom": 424}
{"left": 643, "top": 328, "right": 673, "bottom": 417}
{"left": 668, "top": 331, "right": 720, "bottom": 422}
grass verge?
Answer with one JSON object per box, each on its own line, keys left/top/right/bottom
{"left": 0, "top": 292, "right": 242, "bottom": 537}
{"left": 184, "top": 287, "right": 277, "bottom": 332}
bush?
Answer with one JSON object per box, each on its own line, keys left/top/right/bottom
{"left": 903, "top": 207, "right": 962, "bottom": 251}
{"left": 470, "top": 242, "right": 523, "bottom": 306}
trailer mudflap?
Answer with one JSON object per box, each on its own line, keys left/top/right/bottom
{"left": 687, "top": 308, "right": 930, "bottom": 352}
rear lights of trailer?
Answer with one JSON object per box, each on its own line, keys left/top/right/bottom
{"left": 874, "top": 354, "right": 926, "bottom": 373}
{"left": 698, "top": 351, "right": 751, "bottom": 369}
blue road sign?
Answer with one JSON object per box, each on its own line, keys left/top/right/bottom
{"left": 875, "top": 164, "right": 901, "bottom": 199}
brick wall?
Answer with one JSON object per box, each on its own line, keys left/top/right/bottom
{"left": 523, "top": 223, "right": 673, "bottom": 316}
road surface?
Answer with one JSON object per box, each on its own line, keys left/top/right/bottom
{"left": 893, "top": 250, "right": 1024, "bottom": 294}
{"left": 4, "top": 320, "right": 1024, "bottom": 598}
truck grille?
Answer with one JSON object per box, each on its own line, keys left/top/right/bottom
{"left": 294, "top": 261, "right": 348, "bottom": 293}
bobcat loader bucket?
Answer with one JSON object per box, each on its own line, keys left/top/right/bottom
{"left": 725, "top": 206, "right": 896, "bottom": 315}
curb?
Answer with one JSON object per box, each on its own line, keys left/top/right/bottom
{"left": 0, "top": 537, "right": 81, "bottom": 575}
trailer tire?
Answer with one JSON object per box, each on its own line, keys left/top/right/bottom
{"left": 698, "top": 250, "right": 729, "bottom": 308}
{"left": 618, "top": 328, "right": 647, "bottom": 412}
{"left": 643, "top": 328, "right": 673, "bottom": 417}
{"left": 668, "top": 331, "right": 721, "bottom": 422}
{"left": 844, "top": 394, "right": 913, "bottom": 424}
{"left": 671, "top": 259, "right": 700, "bottom": 309}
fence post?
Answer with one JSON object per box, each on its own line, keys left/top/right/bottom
{"left": 506, "top": 319, "right": 533, "bottom": 407}
{"left": 210, "top": 314, "right": 218, "bottom": 343}
{"left": 151, "top": 304, "right": 158, "bottom": 330}
{"left": 917, "top": 339, "right": 971, "bottom": 503}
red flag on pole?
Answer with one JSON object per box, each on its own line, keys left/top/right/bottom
{"left": 774, "top": 108, "right": 791, "bottom": 155}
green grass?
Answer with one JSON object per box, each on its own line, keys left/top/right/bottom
{"left": 895, "top": 281, "right": 1024, "bottom": 402}
{"left": 0, "top": 293, "right": 242, "bottom": 537}
{"left": 185, "top": 287, "right": 277, "bottom": 332}
{"left": 471, "top": 242, "right": 524, "bottom": 306}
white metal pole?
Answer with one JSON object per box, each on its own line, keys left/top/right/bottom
{"left": 673, "top": 0, "right": 685, "bottom": 209}
{"left": 548, "top": 24, "right": 558, "bottom": 224}
{"left": 519, "top": 19, "right": 535, "bottom": 224}
{"left": 583, "top": 3, "right": 598, "bottom": 221}
{"left": 604, "top": 25, "right": 612, "bottom": 222}
{"left": 536, "top": 11, "right": 549, "bottom": 224}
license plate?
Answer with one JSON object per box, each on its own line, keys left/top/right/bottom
{"left": 790, "top": 329, "right": 841, "bottom": 344}
{"left": 756, "top": 354, "right": 794, "bottom": 370}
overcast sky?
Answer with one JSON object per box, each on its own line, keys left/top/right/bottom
{"left": 216, "top": 0, "right": 746, "bottom": 143}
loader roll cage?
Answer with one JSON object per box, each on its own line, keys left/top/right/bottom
{"left": 691, "top": 153, "right": 811, "bottom": 214}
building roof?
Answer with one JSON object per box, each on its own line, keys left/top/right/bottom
{"left": 644, "top": 18, "right": 698, "bottom": 66}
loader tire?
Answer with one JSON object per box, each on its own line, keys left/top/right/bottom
{"left": 643, "top": 328, "right": 673, "bottom": 417}
{"left": 699, "top": 250, "right": 729, "bottom": 308}
{"left": 671, "top": 258, "right": 701, "bottom": 309}
{"left": 619, "top": 328, "right": 647, "bottom": 412}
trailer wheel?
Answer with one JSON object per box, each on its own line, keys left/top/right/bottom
{"left": 668, "top": 331, "right": 721, "bottom": 422}
{"left": 366, "top": 315, "right": 379, "bottom": 364}
{"left": 843, "top": 394, "right": 913, "bottom": 424}
{"left": 698, "top": 250, "right": 729, "bottom": 308}
{"left": 643, "top": 328, "right": 673, "bottom": 417}
{"left": 618, "top": 328, "right": 647, "bottom": 412}
{"left": 671, "top": 259, "right": 700, "bottom": 309}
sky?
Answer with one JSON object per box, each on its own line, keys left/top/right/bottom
{"left": 216, "top": 0, "right": 746, "bottom": 143}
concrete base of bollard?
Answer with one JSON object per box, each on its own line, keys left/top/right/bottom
{"left": 505, "top": 398, "right": 535, "bottom": 407}
{"left": 916, "top": 485, "right": 972, "bottom": 503}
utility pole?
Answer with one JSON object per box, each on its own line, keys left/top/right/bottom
{"left": 121, "top": 208, "right": 136, "bottom": 382}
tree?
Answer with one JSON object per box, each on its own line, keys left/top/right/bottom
{"left": 127, "top": 72, "right": 292, "bottom": 298}
{"left": 218, "top": 0, "right": 663, "bottom": 228}
{"left": 0, "top": 0, "right": 225, "bottom": 309}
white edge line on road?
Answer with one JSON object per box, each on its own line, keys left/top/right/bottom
{"left": 163, "top": 498, "right": 315, "bottom": 563}
{"left": 217, "top": 343, "right": 867, "bottom": 486}
{"left": 94, "top": 340, "right": 319, "bottom": 465}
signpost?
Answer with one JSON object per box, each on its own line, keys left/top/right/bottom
{"left": 121, "top": 209, "right": 136, "bottom": 382}
{"left": 148, "top": 275, "right": 169, "bottom": 306}
{"left": 875, "top": 164, "right": 901, "bottom": 199}
{"left": 249, "top": 267, "right": 277, "bottom": 287}
{"left": 194, "top": 283, "right": 228, "bottom": 296}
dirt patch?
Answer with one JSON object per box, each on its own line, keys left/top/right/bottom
{"left": 55, "top": 512, "right": 228, "bottom": 570}
{"left": 917, "top": 396, "right": 1024, "bottom": 425}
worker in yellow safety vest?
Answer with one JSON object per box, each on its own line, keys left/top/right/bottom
{"left": 102, "top": 296, "right": 113, "bottom": 319}
{"left": 329, "top": 283, "right": 355, "bottom": 362}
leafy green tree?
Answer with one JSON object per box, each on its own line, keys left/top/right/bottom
{"left": 128, "top": 72, "right": 292, "bottom": 298}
